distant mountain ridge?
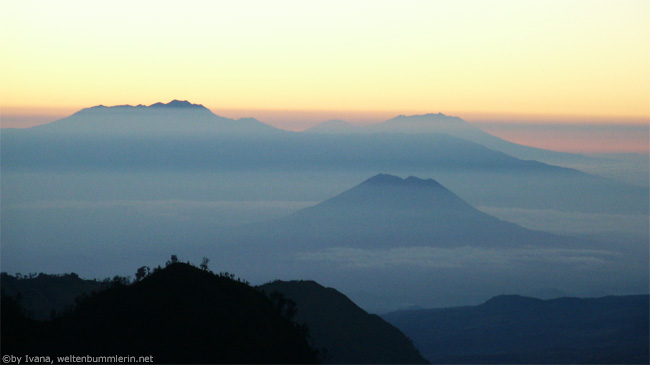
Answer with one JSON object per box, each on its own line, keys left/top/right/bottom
{"left": 149, "top": 100, "right": 208, "bottom": 109}
{"left": 87, "top": 99, "right": 210, "bottom": 110}
{"left": 3, "top": 102, "right": 646, "bottom": 214}
{"left": 24, "top": 99, "right": 283, "bottom": 137}
{"left": 2, "top": 103, "right": 613, "bottom": 166}
{"left": 304, "top": 119, "right": 363, "bottom": 134}
{"left": 307, "top": 112, "right": 592, "bottom": 165}
{"left": 1, "top": 101, "right": 595, "bottom": 166}
{"left": 383, "top": 294, "right": 649, "bottom": 364}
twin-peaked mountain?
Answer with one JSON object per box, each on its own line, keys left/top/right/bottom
{"left": 235, "top": 174, "right": 580, "bottom": 250}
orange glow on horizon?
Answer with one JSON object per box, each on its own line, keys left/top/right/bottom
{"left": 1, "top": 1, "right": 648, "bottom": 126}
{"left": 479, "top": 123, "right": 649, "bottom": 154}
{"left": 3, "top": 104, "right": 648, "bottom": 130}
{"left": 2, "top": 104, "right": 647, "bottom": 154}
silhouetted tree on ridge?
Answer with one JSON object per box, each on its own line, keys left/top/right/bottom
{"left": 1, "top": 255, "right": 319, "bottom": 364}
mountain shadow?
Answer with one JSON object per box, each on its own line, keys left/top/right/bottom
{"left": 259, "top": 280, "right": 428, "bottom": 364}
{"left": 383, "top": 294, "right": 649, "bottom": 364}
{"left": 1, "top": 262, "right": 319, "bottom": 364}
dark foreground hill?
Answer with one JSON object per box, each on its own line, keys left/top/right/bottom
{"left": 0, "top": 272, "right": 106, "bottom": 320}
{"left": 259, "top": 280, "right": 428, "bottom": 364}
{"left": 2, "top": 270, "right": 428, "bottom": 364}
{"left": 2, "top": 263, "right": 319, "bottom": 364}
{"left": 383, "top": 294, "right": 649, "bottom": 364}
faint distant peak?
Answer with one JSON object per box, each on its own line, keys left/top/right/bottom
{"left": 391, "top": 112, "right": 443, "bottom": 118}
{"left": 364, "top": 173, "right": 405, "bottom": 185}
{"left": 262, "top": 279, "right": 325, "bottom": 290}
{"left": 481, "top": 295, "right": 544, "bottom": 308}
{"left": 405, "top": 112, "right": 448, "bottom": 118}
{"left": 366, "top": 113, "right": 475, "bottom": 136}
{"left": 404, "top": 175, "right": 444, "bottom": 188}
{"left": 148, "top": 100, "right": 208, "bottom": 110}
{"left": 83, "top": 100, "right": 208, "bottom": 112}
{"left": 320, "top": 119, "right": 355, "bottom": 126}
{"left": 363, "top": 174, "right": 444, "bottom": 188}
{"left": 387, "top": 112, "right": 463, "bottom": 123}
{"left": 304, "top": 119, "right": 361, "bottom": 134}
{"left": 236, "top": 117, "right": 263, "bottom": 123}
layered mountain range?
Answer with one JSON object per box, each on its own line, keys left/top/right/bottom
{"left": 3, "top": 100, "right": 646, "bottom": 214}
{"left": 306, "top": 113, "right": 592, "bottom": 164}
{"left": 4, "top": 266, "right": 646, "bottom": 364}
{"left": 2, "top": 100, "right": 647, "bottom": 312}
{"left": 383, "top": 294, "right": 649, "bottom": 364}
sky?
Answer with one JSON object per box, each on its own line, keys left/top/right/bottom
{"left": 1, "top": 0, "right": 648, "bottom": 152}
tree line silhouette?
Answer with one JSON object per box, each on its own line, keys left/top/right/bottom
{"left": 1, "top": 255, "right": 319, "bottom": 364}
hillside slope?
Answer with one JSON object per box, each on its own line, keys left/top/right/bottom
{"left": 260, "top": 280, "right": 428, "bottom": 364}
